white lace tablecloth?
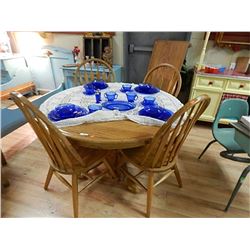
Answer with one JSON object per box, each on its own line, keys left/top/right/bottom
{"left": 40, "top": 82, "right": 183, "bottom": 127}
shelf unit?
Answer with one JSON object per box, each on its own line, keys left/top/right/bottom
{"left": 83, "top": 34, "right": 113, "bottom": 65}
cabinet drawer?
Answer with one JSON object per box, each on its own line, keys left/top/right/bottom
{"left": 225, "top": 79, "right": 250, "bottom": 94}
{"left": 196, "top": 77, "right": 225, "bottom": 90}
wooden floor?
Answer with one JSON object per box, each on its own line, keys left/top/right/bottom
{"left": 1, "top": 123, "right": 250, "bottom": 218}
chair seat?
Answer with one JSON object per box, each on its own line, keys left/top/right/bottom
{"left": 214, "top": 128, "right": 243, "bottom": 151}
{"left": 51, "top": 146, "right": 109, "bottom": 174}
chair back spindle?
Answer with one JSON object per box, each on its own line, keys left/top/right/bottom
{"left": 10, "top": 92, "right": 84, "bottom": 173}
{"left": 141, "top": 95, "right": 210, "bottom": 169}
{"left": 74, "top": 58, "right": 115, "bottom": 85}
{"left": 143, "top": 63, "right": 182, "bottom": 97}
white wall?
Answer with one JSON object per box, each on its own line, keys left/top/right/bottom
{"left": 13, "top": 32, "right": 124, "bottom": 65}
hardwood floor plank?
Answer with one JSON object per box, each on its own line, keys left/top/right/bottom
{"left": 1, "top": 123, "right": 249, "bottom": 217}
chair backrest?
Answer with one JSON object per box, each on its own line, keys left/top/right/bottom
{"left": 143, "top": 63, "right": 182, "bottom": 97}
{"left": 74, "top": 58, "right": 116, "bottom": 86}
{"left": 141, "top": 95, "right": 210, "bottom": 169}
{"left": 213, "top": 99, "right": 249, "bottom": 131}
{"left": 10, "top": 92, "right": 84, "bottom": 173}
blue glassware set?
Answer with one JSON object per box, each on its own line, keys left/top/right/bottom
{"left": 48, "top": 82, "right": 173, "bottom": 122}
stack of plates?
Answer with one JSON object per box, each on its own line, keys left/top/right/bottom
{"left": 48, "top": 103, "right": 88, "bottom": 121}
{"left": 134, "top": 83, "right": 160, "bottom": 94}
{"left": 138, "top": 106, "right": 173, "bottom": 121}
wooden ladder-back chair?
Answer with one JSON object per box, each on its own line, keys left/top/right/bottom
{"left": 143, "top": 63, "right": 182, "bottom": 97}
{"left": 10, "top": 92, "right": 115, "bottom": 217}
{"left": 119, "top": 94, "right": 210, "bottom": 217}
{"left": 74, "top": 58, "right": 116, "bottom": 86}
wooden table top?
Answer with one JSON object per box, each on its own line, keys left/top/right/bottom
{"left": 61, "top": 120, "right": 160, "bottom": 150}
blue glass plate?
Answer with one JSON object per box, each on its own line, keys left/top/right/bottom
{"left": 91, "top": 80, "right": 109, "bottom": 90}
{"left": 48, "top": 103, "right": 88, "bottom": 121}
{"left": 134, "top": 83, "right": 160, "bottom": 94}
{"left": 138, "top": 106, "right": 173, "bottom": 121}
{"left": 102, "top": 101, "right": 136, "bottom": 111}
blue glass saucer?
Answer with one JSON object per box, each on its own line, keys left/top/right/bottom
{"left": 141, "top": 100, "right": 158, "bottom": 107}
{"left": 102, "top": 101, "right": 136, "bottom": 111}
{"left": 134, "top": 83, "right": 160, "bottom": 94}
{"left": 138, "top": 106, "right": 173, "bottom": 121}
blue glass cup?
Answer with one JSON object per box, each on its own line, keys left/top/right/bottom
{"left": 88, "top": 104, "right": 102, "bottom": 113}
{"left": 122, "top": 83, "right": 132, "bottom": 92}
{"left": 83, "top": 84, "right": 95, "bottom": 95}
{"left": 143, "top": 96, "right": 156, "bottom": 105}
{"left": 104, "top": 91, "right": 118, "bottom": 102}
{"left": 126, "top": 91, "right": 138, "bottom": 102}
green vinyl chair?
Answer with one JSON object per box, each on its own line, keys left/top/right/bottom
{"left": 198, "top": 98, "right": 250, "bottom": 163}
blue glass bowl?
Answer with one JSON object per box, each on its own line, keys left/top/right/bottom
{"left": 134, "top": 83, "right": 160, "bottom": 94}
{"left": 138, "top": 106, "right": 173, "bottom": 121}
{"left": 48, "top": 103, "right": 88, "bottom": 121}
{"left": 83, "top": 83, "right": 96, "bottom": 95}
{"left": 88, "top": 104, "right": 102, "bottom": 113}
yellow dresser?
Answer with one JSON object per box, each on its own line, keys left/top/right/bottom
{"left": 189, "top": 72, "right": 250, "bottom": 122}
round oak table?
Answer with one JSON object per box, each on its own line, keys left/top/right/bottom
{"left": 60, "top": 120, "right": 160, "bottom": 150}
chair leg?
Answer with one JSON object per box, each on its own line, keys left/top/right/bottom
{"left": 44, "top": 167, "right": 54, "bottom": 190}
{"left": 220, "top": 151, "right": 250, "bottom": 163}
{"left": 174, "top": 164, "right": 182, "bottom": 188}
{"left": 72, "top": 173, "right": 79, "bottom": 218}
{"left": 198, "top": 139, "right": 217, "bottom": 159}
{"left": 146, "top": 172, "right": 154, "bottom": 218}
{"left": 224, "top": 165, "right": 250, "bottom": 212}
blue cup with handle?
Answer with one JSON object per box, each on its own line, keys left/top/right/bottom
{"left": 143, "top": 96, "right": 156, "bottom": 105}
{"left": 126, "top": 91, "right": 138, "bottom": 102}
{"left": 88, "top": 104, "right": 102, "bottom": 113}
{"left": 104, "top": 91, "right": 118, "bottom": 101}
{"left": 122, "top": 83, "right": 132, "bottom": 92}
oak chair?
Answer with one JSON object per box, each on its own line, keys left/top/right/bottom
{"left": 74, "top": 58, "right": 116, "bottom": 86}
{"left": 118, "top": 94, "right": 210, "bottom": 217}
{"left": 143, "top": 63, "right": 182, "bottom": 97}
{"left": 10, "top": 92, "right": 115, "bottom": 218}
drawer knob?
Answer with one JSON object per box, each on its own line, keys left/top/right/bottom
{"left": 239, "top": 84, "right": 244, "bottom": 88}
{"left": 208, "top": 81, "right": 213, "bottom": 85}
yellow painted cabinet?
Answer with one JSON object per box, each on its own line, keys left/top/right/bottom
{"left": 190, "top": 89, "right": 222, "bottom": 121}
{"left": 189, "top": 73, "right": 250, "bottom": 122}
